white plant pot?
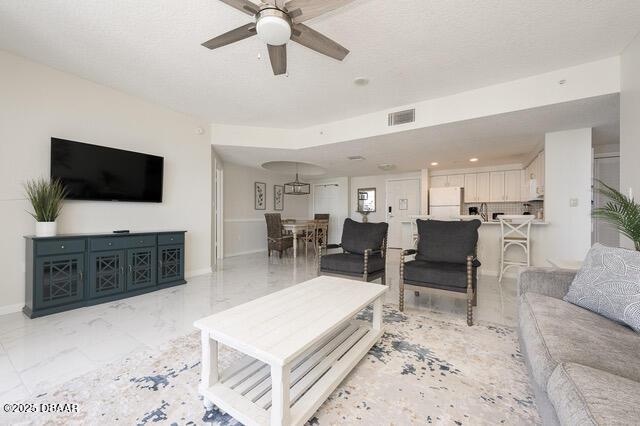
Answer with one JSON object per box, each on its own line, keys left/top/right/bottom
{"left": 36, "top": 221, "right": 57, "bottom": 237}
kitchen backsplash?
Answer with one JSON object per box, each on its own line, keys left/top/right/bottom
{"left": 464, "top": 200, "right": 544, "bottom": 218}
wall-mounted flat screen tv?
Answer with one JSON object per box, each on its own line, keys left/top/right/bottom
{"left": 51, "top": 138, "right": 164, "bottom": 202}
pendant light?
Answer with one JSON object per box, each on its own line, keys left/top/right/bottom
{"left": 284, "top": 163, "right": 310, "bottom": 195}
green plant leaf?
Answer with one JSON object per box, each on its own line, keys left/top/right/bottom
{"left": 23, "top": 177, "right": 68, "bottom": 222}
{"left": 592, "top": 179, "right": 640, "bottom": 250}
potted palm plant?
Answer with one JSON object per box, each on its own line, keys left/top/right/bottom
{"left": 24, "top": 178, "right": 68, "bottom": 237}
{"left": 592, "top": 180, "right": 640, "bottom": 250}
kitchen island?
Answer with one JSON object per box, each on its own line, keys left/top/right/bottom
{"left": 400, "top": 218, "right": 549, "bottom": 277}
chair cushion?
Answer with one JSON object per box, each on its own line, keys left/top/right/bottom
{"left": 403, "top": 260, "right": 478, "bottom": 290}
{"left": 564, "top": 243, "right": 640, "bottom": 332}
{"left": 518, "top": 292, "right": 640, "bottom": 391}
{"left": 547, "top": 363, "right": 640, "bottom": 426}
{"left": 321, "top": 253, "right": 385, "bottom": 275}
{"left": 415, "top": 219, "right": 481, "bottom": 263}
{"left": 340, "top": 218, "right": 388, "bottom": 255}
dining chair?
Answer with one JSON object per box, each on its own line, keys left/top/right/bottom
{"left": 314, "top": 214, "right": 330, "bottom": 248}
{"left": 264, "top": 213, "right": 293, "bottom": 258}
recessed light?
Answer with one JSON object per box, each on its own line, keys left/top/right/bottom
{"left": 469, "top": 158, "right": 479, "bottom": 162}
{"left": 430, "top": 162, "right": 439, "bottom": 166}
{"left": 378, "top": 163, "right": 395, "bottom": 171}
{"left": 354, "top": 77, "right": 370, "bottom": 86}
{"left": 558, "top": 79, "right": 567, "bottom": 85}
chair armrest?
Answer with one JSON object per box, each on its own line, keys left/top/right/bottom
{"left": 518, "top": 267, "right": 577, "bottom": 300}
{"left": 402, "top": 249, "right": 417, "bottom": 256}
{"left": 364, "top": 248, "right": 382, "bottom": 256}
{"left": 326, "top": 243, "right": 342, "bottom": 250}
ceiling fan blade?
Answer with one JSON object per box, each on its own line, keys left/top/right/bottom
{"left": 291, "top": 24, "right": 349, "bottom": 61}
{"left": 218, "top": 0, "right": 260, "bottom": 16}
{"left": 202, "top": 23, "right": 256, "bottom": 50}
{"left": 267, "top": 44, "right": 287, "bottom": 75}
{"left": 285, "top": 0, "right": 355, "bottom": 22}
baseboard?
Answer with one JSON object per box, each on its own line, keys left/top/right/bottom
{"left": 224, "top": 249, "right": 267, "bottom": 258}
{"left": 0, "top": 303, "right": 24, "bottom": 316}
{"left": 186, "top": 267, "right": 213, "bottom": 278}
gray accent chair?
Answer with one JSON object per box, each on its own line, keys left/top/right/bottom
{"left": 517, "top": 268, "right": 640, "bottom": 425}
{"left": 318, "top": 218, "right": 388, "bottom": 283}
{"left": 399, "top": 219, "right": 481, "bottom": 326}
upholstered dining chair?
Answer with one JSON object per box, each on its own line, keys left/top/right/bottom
{"left": 314, "top": 213, "right": 330, "bottom": 248}
{"left": 318, "top": 218, "right": 388, "bottom": 284}
{"left": 264, "top": 213, "right": 293, "bottom": 258}
{"left": 399, "top": 219, "right": 481, "bottom": 325}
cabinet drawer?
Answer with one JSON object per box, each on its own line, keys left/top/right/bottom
{"left": 127, "top": 235, "right": 156, "bottom": 248}
{"left": 158, "top": 233, "right": 184, "bottom": 245}
{"left": 90, "top": 237, "right": 128, "bottom": 251}
{"left": 36, "top": 239, "right": 85, "bottom": 256}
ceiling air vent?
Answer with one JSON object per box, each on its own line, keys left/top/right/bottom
{"left": 388, "top": 108, "right": 415, "bottom": 126}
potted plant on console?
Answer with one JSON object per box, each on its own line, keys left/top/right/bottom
{"left": 24, "top": 177, "right": 67, "bottom": 237}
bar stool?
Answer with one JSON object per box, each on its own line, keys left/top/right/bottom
{"left": 498, "top": 215, "right": 533, "bottom": 282}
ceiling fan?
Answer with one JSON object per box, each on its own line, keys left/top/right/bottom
{"left": 202, "top": 0, "right": 354, "bottom": 75}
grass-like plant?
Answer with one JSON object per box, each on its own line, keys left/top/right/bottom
{"left": 24, "top": 178, "right": 68, "bottom": 222}
{"left": 592, "top": 180, "right": 640, "bottom": 250}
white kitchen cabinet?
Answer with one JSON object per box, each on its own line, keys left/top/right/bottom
{"left": 476, "top": 172, "right": 491, "bottom": 202}
{"left": 447, "top": 174, "right": 465, "bottom": 188}
{"left": 490, "top": 172, "right": 505, "bottom": 202}
{"left": 537, "top": 151, "right": 545, "bottom": 195}
{"left": 430, "top": 175, "right": 448, "bottom": 188}
{"left": 504, "top": 170, "right": 521, "bottom": 201}
{"left": 464, "top": 174, "right": 477, "bottom": 202}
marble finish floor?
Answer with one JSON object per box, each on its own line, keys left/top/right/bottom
{"left": 0, "top": 250, "right": 518, "bottom": 404}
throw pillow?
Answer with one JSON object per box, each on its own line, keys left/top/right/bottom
{"left": 564, "top": 243, "right": 640, "bottom": 332}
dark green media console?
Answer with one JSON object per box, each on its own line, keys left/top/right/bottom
{"left": 24, "top": 231, "right": 187, "bottom": 318}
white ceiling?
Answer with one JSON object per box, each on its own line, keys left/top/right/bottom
{"left": 214, "top": 94, "right": 620, "bottom": 177}
{"left": 0, "top": 1, "right": 638, "bottom": 128}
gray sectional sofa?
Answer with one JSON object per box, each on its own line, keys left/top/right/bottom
{"left": 517, "top": 268, "right": 640, "bottom": 425}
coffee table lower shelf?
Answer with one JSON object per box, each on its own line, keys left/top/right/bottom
{"left": 200, "top": 321, "right": 382, "bottom": 426}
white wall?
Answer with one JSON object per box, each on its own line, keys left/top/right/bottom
{"left": 544, "top": 128, "right": 593, "bottom": 261}
{"left": 620, "top": 32, "right": 640, "bottom": 250}
{"left": 349, "top": 172, "right": 421, "bottom": 223}
{"left": 0, "top": 50, "right": 212, "bottom": 314}
{"left": 223, "top": 163, "right": 309, "bottom": 257}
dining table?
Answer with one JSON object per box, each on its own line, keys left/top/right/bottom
{"left": 282, "top": 219, "right": 328, "bottom": 259}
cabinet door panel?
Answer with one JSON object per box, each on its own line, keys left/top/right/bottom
{"left": 490, "top": 172, "right": 505, "bottom": 202}
{"left": 447, "top": 174, "right": 465, "bottom": 188}
{"left": 464, "top": 174, "right": 477, "bottom": 202}
{"left": 35, "top": 254, "right": 84, "bottom": 309}
{"left": 430, "top": 175, "right": 448, "bottom": 188}
{"left": 127, "top": 247, "right": 157, "bottom": 291}
{"left": 89, "top": 250, "right": 125, "bottom": 298}
{"left": 505, "top": 170, "right": 522, "bottom": 201}
{"left": 476, "top": 173, "right": 491, "bottom": 202}
{"left": 158, "top": 245, "right": 184, "bottom": 284}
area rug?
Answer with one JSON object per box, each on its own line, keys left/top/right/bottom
{"left": 4, "top": 306, "right": 540, "bottom": 425}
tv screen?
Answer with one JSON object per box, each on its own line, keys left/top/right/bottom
{"left": 51, "top": 138, "right": 164, "bottom": 202}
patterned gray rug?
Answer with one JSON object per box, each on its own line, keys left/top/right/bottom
{"left": 5, "top": 307, "right": 540, "bottom": 425}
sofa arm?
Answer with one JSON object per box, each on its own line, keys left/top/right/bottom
{"left": 517, "top": 267, "right": 577, "bottom": 300}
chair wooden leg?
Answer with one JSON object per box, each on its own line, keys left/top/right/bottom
{"left": 473, "top": 289, "right": 478, "bottom": 306}
{"left": 381, "top": 272, "right": 386, "bottom": 286}
{"left": 466, "top": 255, "right": 473, "bottom": 326}
{"left": 268, "top": 249, "right": 271, "bottom": 257}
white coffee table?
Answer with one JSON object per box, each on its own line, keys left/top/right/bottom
{"left": 194, "top": 276, "right": 388, "bottom": 426}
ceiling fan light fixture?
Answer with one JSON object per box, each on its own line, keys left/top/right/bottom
{"left": 256, "top": 11, "right": 291, "bottom": 46}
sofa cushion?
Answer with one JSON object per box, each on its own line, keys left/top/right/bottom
{"left": 415, "top": 219, "right": 481, "bottom": 263}
{"left": 518, "top": 292, "right": 640, "bottom": 391}
{"left": 340, "top": 218, "right": 388, "bottom": 255}
{"left": 321, "top": 253, "right": 385, "bottom": 275}
{"left": 564, "top": 243, "right": 640, "bottom": 332}
{"left": 547, "top": 363, "right": 640, "bottom": 426}
{"left": 403, "top": 260, "right": 478, "bottom": 290}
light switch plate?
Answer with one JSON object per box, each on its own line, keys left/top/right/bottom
{"left": 570, "top": 198, "right": 579, "bottom": 207}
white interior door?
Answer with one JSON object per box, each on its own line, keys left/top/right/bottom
{"left": 593, "top": 155, "right": 620, "bottom": 247}
{"left": 313, "top": 183, "right": 344, "bottom": 244}
{"left": 386, "top": 179, "right": 420, "bottom": 249}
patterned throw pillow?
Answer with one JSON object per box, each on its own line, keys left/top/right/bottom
{"left": 564, "top": 244, "right": 640, "bottom": 332}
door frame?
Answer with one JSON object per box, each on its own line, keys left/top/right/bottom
{"left": 385, "top": 177, "right": 421, "bottom": 249}
{"left": 592, "top": 152, "right": 620, "bottom": 245}
{"left": 312, "top": 181, "right": 346, "bottom": 245}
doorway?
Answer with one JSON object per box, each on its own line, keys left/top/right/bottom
{"left": 592, "top": 154, "right": 620, "bottom": 247}
{"left": 313, "top": 182, "right": 346, "bottom": 245}
{"left": 385, "top": 178, "right": 421, "bottom": 249}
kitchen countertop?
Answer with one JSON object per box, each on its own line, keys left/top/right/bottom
{"left": 400, "top": 219, "right": 548, "bottom": 225}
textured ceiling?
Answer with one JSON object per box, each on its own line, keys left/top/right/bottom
{"left": 214, "top": 94, "right": 620, "bottom": 177}
{"left": 0, "top": 1, "right": 637, "bottom": 128}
